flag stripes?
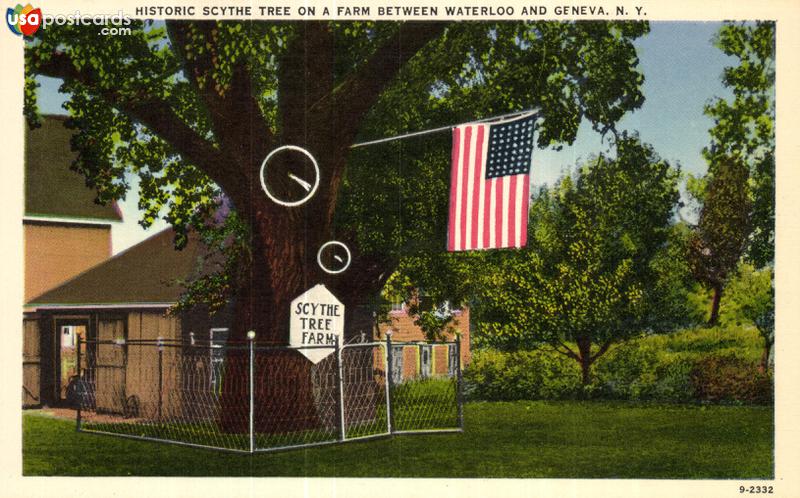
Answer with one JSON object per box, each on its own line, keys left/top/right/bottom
{"left": 447, "top": 121, "right": 531, "bottom": 251}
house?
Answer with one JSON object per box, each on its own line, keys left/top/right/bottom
{"left": 23, "top": 227, "right": 222, "bottom": 411}
{"left": 375, "top": 299, "right": 470, "bottom": 383}
{"left": 23, "top": 115, "right": 123, "bottom": 407}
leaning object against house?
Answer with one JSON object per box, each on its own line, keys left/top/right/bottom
{"left": 23, "top": 116, "right": 123, "bottom": 408}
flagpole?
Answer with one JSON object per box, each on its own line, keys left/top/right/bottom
{"left": 349, "top": 108, "right": 540, "bottom": 149}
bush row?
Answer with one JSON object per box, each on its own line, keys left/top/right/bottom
{"left": 463, "top": 326, "right": 772, "bottom": 404}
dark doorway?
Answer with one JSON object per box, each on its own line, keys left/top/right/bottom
{"left": 53, "top": 318, "right": 90, "bottom": 406}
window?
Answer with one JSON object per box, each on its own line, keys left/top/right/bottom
{"left": 448, "top": 344, "right": 458, "bottom": 376}
{"left": 391, "top": 345, "right": 404, "bottom": 384}
{"left": 419, "top": 345, "right": 432, "bottom": 378}
{"left": 390, "top": 300, "right": 404, "bottom": 313}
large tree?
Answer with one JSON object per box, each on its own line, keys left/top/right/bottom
{"left": 25, "top": 21, "right": 650, "bottom": 428}
{"left": 469, "top": 136, "right": 682, "bottom": 385}
{"left": 26, "top": 20, "right": 650, "bottom": 344}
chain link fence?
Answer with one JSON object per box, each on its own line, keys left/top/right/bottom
{"left": 72, "top": 336, "right": 463, "bottom": 453}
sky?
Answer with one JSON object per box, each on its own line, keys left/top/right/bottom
{"left": 35, "top": 21, "right": 734, "bottom": 254}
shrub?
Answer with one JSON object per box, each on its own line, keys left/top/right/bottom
{"left": 690, "top": 354, "right": 773, "bottom": 404}
{"left": 463, "top": 349, "right": 581, "bottom": 401}
{"left": 464, "top": 325, "right": 772, "bottom": 404}
{"left": 592, "top": 343, "right": 696, "bottom": 402}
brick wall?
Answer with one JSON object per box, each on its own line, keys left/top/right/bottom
{"left": 375, "top": 306, "right": 471, "bottom": 366}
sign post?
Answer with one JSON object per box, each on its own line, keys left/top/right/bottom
{"left": 289, "top": 284, "right": 345, "bottom": 364}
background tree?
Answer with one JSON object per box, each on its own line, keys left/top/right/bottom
{"left": 469, "top": 136, "right": 682, "bottom": 386}
{"left": 720, "top": 264, "right": 775, "bottom": 372}
{"left": 688, "top": 158, "right": 752, "bottom": 326}
{"left": 686, "top": 21, "right": 774, "bottom": 330}
{"left": 703, "top": 21, "right": 775, "bottom": 267}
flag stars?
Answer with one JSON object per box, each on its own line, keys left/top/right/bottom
{"left": 486, "top": 116, "right": 535, "bottom": 179}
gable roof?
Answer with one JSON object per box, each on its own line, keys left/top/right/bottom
{"left": 27, "top": 228, "right": 207, "bottom": 308}
{"left": 25, "top": 115, "right": 123, "bottom": 222}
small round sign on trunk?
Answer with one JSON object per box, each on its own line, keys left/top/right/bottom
{"left": 259, "top": 145, "right": 320, "bottom": 207}
{"left": 316, "top": 241, "right": 351, "bottom": 274}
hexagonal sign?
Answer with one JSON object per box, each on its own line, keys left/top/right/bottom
{"left": 289, "top": 284, "right": 345, "bottom": 364}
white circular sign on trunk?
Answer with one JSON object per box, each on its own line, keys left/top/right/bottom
{"left": 290, "top": 284, "right": 345, "bottom": 364}
{"left": 259, "top": 145, "right": 320, "bottom": 207}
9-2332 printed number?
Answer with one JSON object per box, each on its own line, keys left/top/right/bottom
{"left": 739, "top": 485, "right": 773, "bottom": 494}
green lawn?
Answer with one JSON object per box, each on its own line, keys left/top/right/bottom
{"left": 23, "top": 401, "right": 773, "bottom": 478}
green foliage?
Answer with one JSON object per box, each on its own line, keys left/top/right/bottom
{"left": 464, "top": 349, "right": 582, "bottom": 400}
{"left": 465, "top": 324, "right": 770, "bottom": 403}
{"left": 171, "top": 204, "right": 251, "bottom": 315}
{"left": 719, "top": 263, "right": 774, "bottom": 367}
{"left": 593, "top": 344, "right": 695, "bottom": 402}
{"left": 25, "top": 21, "right": 653, "bottom": 312}
{"left": 704, "top": 21, "right": 775, "bottom": 266}
{"left": 720, "top": 264, "right": 774, "bottom": 333}
{"left": 647, "top": 222, "right": 708, "bottom": 328}
{"left": 690, "top": 355, "right": 773, "bottom": 404}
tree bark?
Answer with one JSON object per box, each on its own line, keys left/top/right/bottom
{"left": 708, "top": 284, "right": 723, "bottom": 327}
{"left": 576, "top": 336, "right": 593, "bottom": 388}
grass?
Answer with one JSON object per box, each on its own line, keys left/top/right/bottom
{"left": 23, "top": 400, "right": 772, "bottom": 478}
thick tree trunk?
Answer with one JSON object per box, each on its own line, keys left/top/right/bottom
{"left": 218, "top": 192, "right": 391, "bottom": 433}
{"left": 708, "top": 284, "right": 723, "bottom": 327}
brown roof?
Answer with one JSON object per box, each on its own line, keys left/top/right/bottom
{"left": 27, "top": 228, "right": 207, "bottom": 307}
{"left": 25, "top": 115, "right": 123, "bottom": 222}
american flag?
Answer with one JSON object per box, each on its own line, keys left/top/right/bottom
{"left": 447, "top": 114, "right": 534, "bottom": 251}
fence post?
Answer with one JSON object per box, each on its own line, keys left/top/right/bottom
{"left": 157, "top": 336, "right": 163, "bottom": 422}
{"left": 455, "top": 335, "right": 464, "bottom": 431}
{"left": 76, "top": 335, "right": 82, "bottom": 432}
{"left": 247, "top": 330, "right": 255, "bottom": 453}
{"left": 385, "top": 332, "right": 394, "bottom": 434}
{"left": 334, "top": 336, "right": 345, "bottom": 441}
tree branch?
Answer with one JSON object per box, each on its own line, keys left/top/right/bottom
{"left": 589, "top": 339, "right": 614, "bottom": 364}
{"left": 318, "top": 21, "right": 448, "bottom": 150}
{"left": 555, "top": 340, "right": 582, "bottom": 362}
{"left": 30, "top": 50, "right": 234, "bottom": 193}
{"left": 166, "top": 21, "right": 274, "bottom": 178}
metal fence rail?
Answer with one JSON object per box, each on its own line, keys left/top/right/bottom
{"left": 73, "top": 335, "right": 462, "bottom": 453}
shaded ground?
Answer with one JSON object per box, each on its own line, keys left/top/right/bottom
{"left": 23, "top": 400, "right": 773, "bottom": 478}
